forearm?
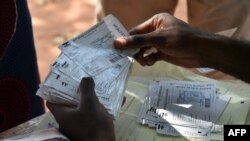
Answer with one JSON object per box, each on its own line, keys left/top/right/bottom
{"left": 196, "top": 34, "right": 250, "bottom": 83}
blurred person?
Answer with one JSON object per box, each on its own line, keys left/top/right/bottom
{"left": 98, "top": 0, "right": 250, "bottom": 40}
{"left": 97, "top": 0, "right": 177, "bottom": 30}
{"left": 0, "top": 0, "right": 44, "bottom": 132}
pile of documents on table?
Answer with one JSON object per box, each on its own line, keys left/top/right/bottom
{"left": 36, "top": 15, "right": 134, "bottom": 117}
{"left": 138, "top": 80, "right": 231, "bottom": 138}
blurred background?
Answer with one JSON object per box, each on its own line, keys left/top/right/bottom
{"left": 28, "top": 0, "right": 187, "bottom": 81}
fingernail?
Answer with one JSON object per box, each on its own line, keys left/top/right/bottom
{"left": 82, "top": 77, "right": 93, "bottom": 81}
{"left": 81, "top": 77, "right": 94, "bottom": 85}
{"left": 80, "top": 77, "right": 95, "bottom": 92}
{"left": 114, "top": 38, "right": 126, "bottom": 49}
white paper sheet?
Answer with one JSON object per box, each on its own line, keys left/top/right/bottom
{"left": 36, "top": 15, "right": 134, "bottom": 117}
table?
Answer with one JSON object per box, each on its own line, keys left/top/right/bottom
{"left": 1, "top": 62, "right": 250, "bottom": 141}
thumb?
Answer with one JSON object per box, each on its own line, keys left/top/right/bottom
{"left": 46, "top": 102, "right": 71, "bottom": 122}
{"left": 79, "top": 77, "right": 100, "bottom": 109}
{"left": 114, "top": 32, "right": 158, "bottom": 50}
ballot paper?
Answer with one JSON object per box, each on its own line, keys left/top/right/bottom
{"left": 36, "top": 15, "right": 135, "bottom": 117}
{"left": 2, "top": 128, "right": 68, "bottom": 141}
{"left": 137, "top": 80, "right": 230, "bottom": 138}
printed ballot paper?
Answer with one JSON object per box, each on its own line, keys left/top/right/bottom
{"left": 36, "top": 15, "right": 135, "bottom": 117}
{"left": 137, "top": 80, "right": 230, "bottom": 138}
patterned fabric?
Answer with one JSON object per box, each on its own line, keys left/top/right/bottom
{"left": 0, "top": 0, "right": 45, "bottom": 132}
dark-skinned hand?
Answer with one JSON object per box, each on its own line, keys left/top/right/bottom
{"left": 114, "top": 13, "right": 208, "bottom": 68}
{"left": 114, "top": 13, "right": 250, "bottom": 83}
{"left": 46, "top": 77, "right": 115, "bottom": 141}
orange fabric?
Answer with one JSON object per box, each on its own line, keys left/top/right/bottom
{"left": 99, "top": 0, "right": 250, "bottom": 40}
{"left": 98, "top": 0, "right": 178, "bottom": 30}
{"left": 187, "top": 0, "right": 250, "bottom": 40}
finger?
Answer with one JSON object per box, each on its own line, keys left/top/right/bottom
{"left": 46, "top": 102, "right": 71, "bottom": 122}
{"left": 79, "top": 77, "right": 100, "bottom": 109}
{"left": 143, "top": 52, "right": 162, "bottom": 66}
{"left": 134, "top": 48, "right": 146, "bottom": 66}
{"left": 114, "top": 32, "right": 159, "bottom": 50}
{"left": 122, "top": 96, "right": 126, "bottom": 107}
{"left": 129, "top": 17, "right": 155, "bottom": 35}
{"left": 133, "top": 47, "right": 161, "bottom": 66}
{"left": 134, "top": 48, "right": 150, "bottom": 66}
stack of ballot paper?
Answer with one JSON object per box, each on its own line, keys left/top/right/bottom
{"left": 36, "top": 15, "right": 135, "bottom": 117}
{"left": 138, "top": 80, "right": 231, "bottom": 138}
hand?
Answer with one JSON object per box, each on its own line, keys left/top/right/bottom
{"left": 114, "top": 13, "right": 208, "bottom": 68}
{"left": 46, "top": 77, "right": 115, "bottom": 141}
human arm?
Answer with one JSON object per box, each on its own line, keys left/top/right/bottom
{"left": 114, "top": 13, "right": 250, "bottom": 83}
{"left": 46, "top": 77, "right": 115, "bottom": 141}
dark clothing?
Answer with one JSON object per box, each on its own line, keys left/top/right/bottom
{"left": 0, "top": 0, "right": 44, "bottom": 132}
